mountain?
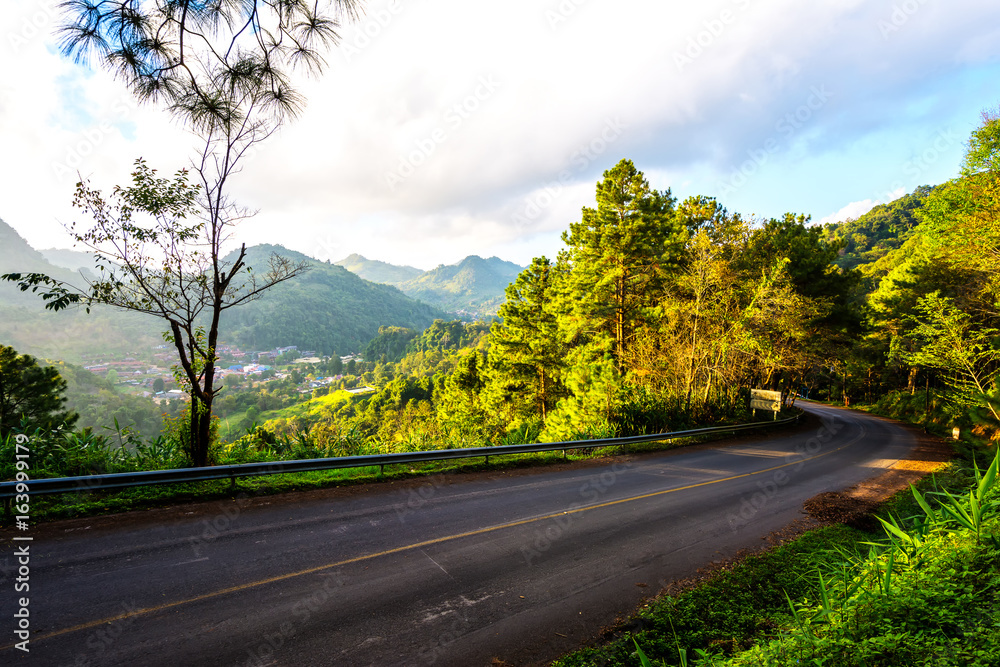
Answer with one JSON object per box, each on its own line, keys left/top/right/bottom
{"left": 822, "top": 185, "right": 934, "bottom": 272}
{"left": 0, "top": 218, "right": 72, "bottom": 289}
{"left": 39, "top": 248, "right": 98, "bottom": 272}
{"left": 0, "top": 220, "right": 448, "bottom": 359}
{"left": 399, "top": 255, "right": 523, "bottom": 315}
{"left": 222, "top": 245, "right": 449, "bottom": 354}
{"left": 0, "top": 217, "right": 164, "bottom": 361}
{"left": 334, "top": 253, "right": 524, "bottom": 316}
{"left": 334, "top": 253, "right": 423, "bottom": 285}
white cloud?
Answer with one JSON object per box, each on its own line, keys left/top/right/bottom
{"left": 819, "top": 185, "right": 911, "bottom": 225}
{"left": 819, "top": 199, "right": 878, "bottom": 226}
{"left": 2, "top": 0, "right": 1000, "bottom": 267}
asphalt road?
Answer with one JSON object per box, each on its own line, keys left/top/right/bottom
{"left": 0, "top": 402, "right": 922, "bottom": 666}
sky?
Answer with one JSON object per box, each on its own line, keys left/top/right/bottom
{"left": 2, "top": 0, "right": 1000, "bottom": 270}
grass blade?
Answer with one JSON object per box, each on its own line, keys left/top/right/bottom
{"left": 977, "top": 447, "right": 999, "bottom": 503}
{"left": 910, "top": 483, "right": 938, "bottom": 524}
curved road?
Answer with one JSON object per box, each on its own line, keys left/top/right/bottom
{"left": 1, "top": 402, "right": 921, "bottom": 666}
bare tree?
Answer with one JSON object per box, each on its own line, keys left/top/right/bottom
{"left": 4, "top": 0, "right": 361, "bottom": 465}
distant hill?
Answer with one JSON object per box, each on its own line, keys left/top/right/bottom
{"left": 334, "top": 253, "right": 524, "bottom": 316}
{"left": 822, "top": 186, "right": 934, "bottom": 271}
{"left": 0, "top": 217, "right": 164, "bottom": 361}
{"left": 335, "top": 253, "right": 423, "bottom": 285}
{"left": 0, "top": 219, "right": 75, "bottom": 300}
{"left": 222, "top": 245, "right": 449, "bottom": 354}
{"left": 0, "top": 220, "right": 449, "bottom": 359}
{"left": 39, "top": 247, "right": 98, "bottom": 273}
{"left": 398, "top": 255, "right": 523, "bottom": 315}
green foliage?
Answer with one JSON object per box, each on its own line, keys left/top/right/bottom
{"left": 561, "top": 158, "right": 685, "bottom": 373}
{"left": 436, "top": 350, "right": 495, "bottom": 440}
{"left": 0, "top": 421, "right": 184, "bottom": 480}
{"left": 474, "top": 160, "right": 840, "bottom": 445}
{"left": 406, "top": 318, "right": 490, "bottom": 354}
{"left": 541, "top": 344, "right": 621, "bottom": 442}
{"left": 823, "top": 187, "right": 932, "bottom": 272}
{"left": 554, "top": 526, "right": 870, "bottom": 667}
{"left": 897, "top": 292, "right": 1000, "bottom": 418}
{"left": 0, "top": 344, "right": 77, "bottom": 438}
{"left": 364, "top": 326, "right": 417, "bottom": 363}
{"left": 715, "top": 454, "right": 1000, "bottom": 667}
{"left": 961, "top": 109, "right": 1000, "bottom": 177}
{"left": 486, "top": 257, "right": 568, "bottom": 423}
{"left": 743, "top": 213, "right": 860, "bottom": 338}
{"left": 868, "top": 389, "right": 969, "bottom": 434}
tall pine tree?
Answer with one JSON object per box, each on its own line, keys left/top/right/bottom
{"left": 485, "top": 257, "right": 567, "bottom": 426}
{"left": 560, "top": 159, "right": 687, "bottom": 374}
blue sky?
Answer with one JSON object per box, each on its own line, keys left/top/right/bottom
{"left": 2, "top": 0, "right": 999, "bottom": 270}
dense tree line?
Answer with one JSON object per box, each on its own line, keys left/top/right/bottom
{"left": 9, "top": 115, "right": 1000, "bottom": 464}
{"left": 258, "top": 160, "right": 857, "bottom": 451}
{"left": 826, "top": 111, "right": 1000, "bottom": 436}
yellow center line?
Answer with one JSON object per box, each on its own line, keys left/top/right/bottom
{"left": 7, "top": 429, "right": 858, "bottom": 649}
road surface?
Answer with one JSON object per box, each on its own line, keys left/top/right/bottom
{"left": 0, "top": 402, "right": 923, "bottom": 666}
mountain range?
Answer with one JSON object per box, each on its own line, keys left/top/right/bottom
{"left": 219, "top": 245, "right": 447, "bottom": 355}
{"left": 335, "top": 253, "right": 523, "bottom": 315}
{"left": 0, "top": 219, "right": 447, "bottom": 359}
{"left": 0, "top": 219, "right": 164, "bottom": 361}
{"left": 36, "top": 246, "right": 523, "bottom": 317}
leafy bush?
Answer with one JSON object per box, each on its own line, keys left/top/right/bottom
{"left": 1, "top": 419, "right": 184, "bottom": 480}
{"left": 870, "top": 389, "right": 970, "bottom": 434}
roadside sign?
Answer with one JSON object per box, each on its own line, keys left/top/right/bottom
{"left": 750, "top": 389, "right": 783, "bottom": 416}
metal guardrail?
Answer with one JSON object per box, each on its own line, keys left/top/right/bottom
{"left": 1, "top": 414, "right": 799, "bottom": 499}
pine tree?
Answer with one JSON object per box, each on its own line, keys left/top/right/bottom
{"left": 0, "top": 345, "right": 77, "bottom": 437}
{"left": 560, "top": 159, "right": 686, "bottom": 374}
{"left": 484, "top": 257, "right": 567, "bottom": 427}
